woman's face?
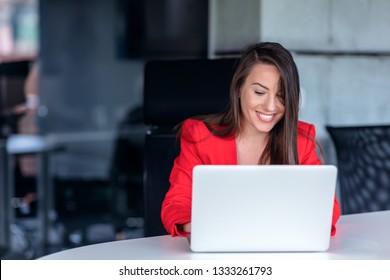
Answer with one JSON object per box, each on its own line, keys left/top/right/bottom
{"left": 239, "top": 63, "right": 285, "bottom": 136}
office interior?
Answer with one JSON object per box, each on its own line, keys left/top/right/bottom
{"left": 1, "top": 0, "right": 390, "bottom": 259}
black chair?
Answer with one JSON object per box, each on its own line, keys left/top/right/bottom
{"left": 326, "top": 125, "right": 390, "bottom": 215}
{"left": 143, "top": 58, "right": 237, "bottom": 236}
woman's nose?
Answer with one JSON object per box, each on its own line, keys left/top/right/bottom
{"left": 264, "top": 95, "right": 277, "bottom": 111}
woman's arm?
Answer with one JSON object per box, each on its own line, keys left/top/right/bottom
{"left": 299, "top": 123, "right": 341, "bottom": 236}
{"left": 161, "top": 119, "right": 202, "bottom": 236}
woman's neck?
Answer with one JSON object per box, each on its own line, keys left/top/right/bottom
{"left": 236, "top": 125, "right": 269, "bottom": 165}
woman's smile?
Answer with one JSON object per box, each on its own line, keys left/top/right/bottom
{"left": 256, "top": 111, "right": 276, "bottom": 122}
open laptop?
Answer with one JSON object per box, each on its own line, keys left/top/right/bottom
{"left": 190, "top": 165, "right": 337, "bottom": 252}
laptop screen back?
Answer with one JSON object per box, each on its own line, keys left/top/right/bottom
{"left": 190, "top": 165, "right": 337, "bottom": 252}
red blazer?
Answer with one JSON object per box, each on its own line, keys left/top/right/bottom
{"left": 161, "top": 119, "right": 341, "bottom": 237}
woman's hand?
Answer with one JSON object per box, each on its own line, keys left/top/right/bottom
{"left": 178, "top": 222, "right": 191, "bottom": 233}
{"left": 183, "top": 222, "right": 191, "bottom": 233}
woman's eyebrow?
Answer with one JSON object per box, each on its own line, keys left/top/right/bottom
{"left": 252, "top": 82, "right": 269, "bottom": 90}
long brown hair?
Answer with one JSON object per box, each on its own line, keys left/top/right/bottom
{"left": 189, "top": 42, "right": 301, "bottom": 164}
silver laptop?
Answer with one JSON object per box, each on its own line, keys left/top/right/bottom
{"left": 190, "top": 165, "right": 337, "bottom": 252}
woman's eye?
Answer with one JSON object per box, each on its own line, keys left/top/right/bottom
{"left": 255, "top": 91, "right": 265, "bottom": 95}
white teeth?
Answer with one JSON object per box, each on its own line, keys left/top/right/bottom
{"left": 258, "top": 113, "right": 273, "bottom": 121}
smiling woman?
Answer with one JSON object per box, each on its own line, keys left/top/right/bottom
{"left": 160, "top": 42, "right": 341, "bottom": 237}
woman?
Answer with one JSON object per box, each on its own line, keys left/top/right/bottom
{"left": 161, "top": 42, "right": 340, "bottom": 237}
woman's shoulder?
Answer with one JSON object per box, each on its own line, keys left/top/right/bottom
{"left": 181, "top": 118, "right": 212, "bottom": 141}
{"left": 297, "top": 120, "right": 316, "bottom": 138}
{"left": 182, "top": 118, "right": 205, "bottom": 127}
{"left": 182, "top": 118, "right": 208, "bottom": 132}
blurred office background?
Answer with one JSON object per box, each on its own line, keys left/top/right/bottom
{"left": 1, "top": 0, "right": 390, "bottom": 259}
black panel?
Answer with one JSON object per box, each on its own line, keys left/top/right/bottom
{"left": 144, "top": 58, "right": 238, "bottom": 125}
{"left": 117, "top": 0, "right": 209, "bottom": 59}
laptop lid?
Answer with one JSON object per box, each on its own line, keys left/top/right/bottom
{"left": 190, "top": 165, "right": 337, "bottom": 252}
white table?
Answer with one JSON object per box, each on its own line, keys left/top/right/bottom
{"left": 40, "top": 210, "right": 390, "bottom": 260}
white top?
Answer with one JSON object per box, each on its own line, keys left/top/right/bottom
{"left": 39, "top": 210, "right": 390, "bottom": 260}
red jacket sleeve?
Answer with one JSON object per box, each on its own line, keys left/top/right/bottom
{"left": 161, "top": 119, "right": 201, "bottom": 236}
{"left": 299, "top": 123, "right": 341, "bottom": 236}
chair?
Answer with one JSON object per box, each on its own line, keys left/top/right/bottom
{"left": 326, "top": 125, "right": 390, "bottom": 215}
{"left": 143, "top": 58, "right": 237, "bottom": 236}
